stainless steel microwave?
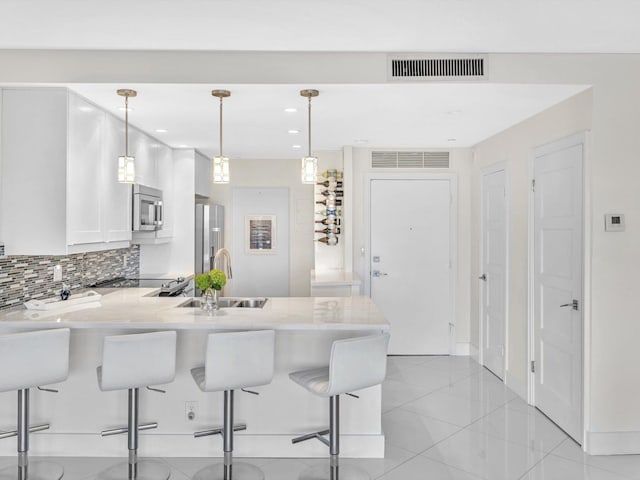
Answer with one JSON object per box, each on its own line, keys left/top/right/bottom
{"left": 133, "top": 184, "right": 163, "bottom": 231}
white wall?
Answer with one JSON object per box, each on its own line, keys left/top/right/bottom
{"left": 350, "top": 148, "right": 473, "bottom": 349}
{"left": 231, "top": 187, "right": 289, "bottom": 297}
{"left": 208, "top": 158, "right": 314, "bottom": 297}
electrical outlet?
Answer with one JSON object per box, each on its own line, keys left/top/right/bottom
{"left": 185, "top": 401, "right": 198, "bottom": 421}
{"left": 53, "top": 265, "right": 63, "bottom": 282}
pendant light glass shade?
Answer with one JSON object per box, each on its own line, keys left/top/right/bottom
{"left": 212, "top": 156, "right": 230, "bottom": 183}
{"left": 212, "top": 90, "right": 231, "bottom": 184}
{"left": 300, "top": 89, "right": 319, "bottom": 184}
{"left": 117, "top": 156, "right": 136, "bottom": 183}
{"left": 301, "top": 156, "right": 317, "bottom": 183}
{"left": 116, "top": 89, "right": 137, "bottom": 184}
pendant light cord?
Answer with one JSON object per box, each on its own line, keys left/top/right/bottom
{"left": 219, "top": 96, "right": 224, "bottom": 158}
{"left": 125, "top": 95, "right": 129, "bottom": 157}
{"left": 308, "top": 95, "right": 312, "bottom": 158}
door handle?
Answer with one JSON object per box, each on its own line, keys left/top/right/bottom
{"left": 478, "top": 274, "right": 487, "bottom": 281}
{"left": 372, "top": 270, "right": 388, "bottom": 278}
{"left": 559, "top": 299, "right": 579, "bottom": 311}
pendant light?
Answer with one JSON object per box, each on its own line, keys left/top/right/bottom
{"left": 300, "top": 89, "right": 319, "bottom": 184}
{"left": 212, "top": 89, "right": 231, "bottom": 184}
{"left": 116, "top": 89, "right": 137, "bottom": 183}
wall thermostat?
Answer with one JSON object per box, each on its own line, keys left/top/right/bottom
{"left": 605, "top": 213, "right": 625, "bottom": 232}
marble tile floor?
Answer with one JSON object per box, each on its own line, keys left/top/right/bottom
{"left": 2, "top": 355, "right": 639, "bottom": 479}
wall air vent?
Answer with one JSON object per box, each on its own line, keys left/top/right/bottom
{"left": 372, "top": 151, "right": 450, "bottom": 169}
{"left": 388, "top": 55, "right": 486, "bottom": 81}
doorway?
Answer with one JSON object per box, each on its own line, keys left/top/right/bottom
{"left": 531, "top": 132, "right": 585, "bottom": 442}
{"left": 480, "top": 164, "right": 508, "bottom": 380}
{"left": 367, "top": 175, "right": 456, "bottom": 355}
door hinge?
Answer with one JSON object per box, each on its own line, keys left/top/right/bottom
{"left": 531, "top": 179, "right": 536, "bottom": 192}
{"left": 530, "top": 360, "right": 535, "bottom": 373}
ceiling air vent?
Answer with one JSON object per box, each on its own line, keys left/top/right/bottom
{"left": 388, "top": 55, "right": 486, "bottom": 81}
{"left": 372, "top": 151, "right": 450, "bottom": 169}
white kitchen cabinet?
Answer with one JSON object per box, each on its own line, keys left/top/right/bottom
{"left": 195, "top": 151, "right": 211, "bottom": 197}
{"left": 132, "top": 128, "right": 159, "bottom": 189}
{"left": 0, "top": 88, "right": 135, "bottom": 255}
{"left": 102, "top": 113, "right": 132, "bottom": 243}
{"left": 67, "top": 94, "right": 105, "bottom": 245}
{"left": 155, "top": 144, "right": 174, "bottom": 239}
{"left": 1, "top": 88, "right": 68, "bottom": 255}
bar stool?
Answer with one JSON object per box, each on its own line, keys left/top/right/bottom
{"left": 289, "top": 333, "right": 390, "bottom": 480}
{"left": 96, "top": 331, "right": 177, "bottom": 480}
{"left": 0, "top": 328, "right": 70, "bottom": 480}
{"left": 191, "top": 330, "right": 275, "bottom": 480}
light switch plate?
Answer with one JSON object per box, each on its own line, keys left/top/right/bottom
{"left": 605, "top": 213, "right": 625, "bottom": 232}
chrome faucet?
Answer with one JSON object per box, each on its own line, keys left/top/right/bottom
{"left": 213, "top": 248, "right": 233, "bottom": 280}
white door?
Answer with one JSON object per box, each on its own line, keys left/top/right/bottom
{"left": 533, "top": 136, "right": 584, "bottom": 442}
{"left": 370, "top": 179, "right": 452, "bottom": 354}
{"left": 481, "top": 167, "right": 507, "bottom": 380}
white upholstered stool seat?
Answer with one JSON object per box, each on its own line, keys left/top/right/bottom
{"left": 0, "top": 328, "right": 70, "bottom": 480}
{"left": 289, "top": 333, "right": 390, "bottom": 480}
{"left": 96, "top": 331, "right": 177, "bottom": 480}
{"left": 191, "top": 330, "right": 275, "bottom": 480}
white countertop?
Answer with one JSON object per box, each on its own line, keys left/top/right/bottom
{"left": 0, "top": 288, "right": 388, "bottom": 331}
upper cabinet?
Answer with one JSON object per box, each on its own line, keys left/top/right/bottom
{"left": 0, "top": 88, "right": 172, "bottom": 255}
{"left": 195, "top": 151, "right": 211, "bottom": 197}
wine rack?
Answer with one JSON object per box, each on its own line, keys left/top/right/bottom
{"left": 314, "top": 169, "right": 343, "bottom": 246}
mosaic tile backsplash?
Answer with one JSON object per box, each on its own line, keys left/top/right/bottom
{"left": 0, "top": 246, "right": 139, "bottom": 310}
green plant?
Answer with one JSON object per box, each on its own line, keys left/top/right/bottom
{"left": 194, "top": 269, "right": 227, "bottom": 294}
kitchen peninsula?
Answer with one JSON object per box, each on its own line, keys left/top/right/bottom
{"left": 0, "top": 289, "right": 389, "bottom": 458}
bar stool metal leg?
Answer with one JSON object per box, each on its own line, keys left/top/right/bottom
{"left": 0, "top": 389, "right": 64, "bottom": 480}
{"left": 193, "top": 390, "right": 264, "bottom": 480}
{"left": 296, "top": 396, "right": 369, "bottom": 480}
{"left": 97, "top": 389, "right": 170, "bottom": 480}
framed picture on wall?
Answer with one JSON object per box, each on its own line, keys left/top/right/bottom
{"left": 245, "top": 215, "right": 276, "bottom": 254}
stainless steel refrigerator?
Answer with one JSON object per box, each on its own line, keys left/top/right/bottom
{"left": 195, "top": 203, "right": 224, "bottom": 277}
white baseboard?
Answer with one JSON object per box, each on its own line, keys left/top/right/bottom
{"left": 505, "top": 369, "right": 527, "bottom": 400}
{"left": 454, "top": 343, "right": 470, "bottom": 356}
{"left": 585, "top": 430, "right": 640, "bottom": 455}
{"left": 469, "top": 344, "right": 479, "bottom": 362}
{"left": 0, "top": 433, "right": 385, "bottom": 458}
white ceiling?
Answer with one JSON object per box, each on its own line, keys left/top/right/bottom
{"left": 69, "top": 83, "right": 589, "bottom": 159}
{"left": 1, "top": 0, "right": 639, "bottom": 53}
{"left": 1, "top": 1, "right": 603, "bottom": 157}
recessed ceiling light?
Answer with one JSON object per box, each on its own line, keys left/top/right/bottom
{"left": 178, "top": 144, "right": 190, "bottom": 148}
{"left": 155, "top": 129, "right": 168, "bottom": 133}
{"left": 288, "top": 129, "right": 300, "bottom": 134}
{"left": 354, "top": 139, "right": 369, "bottom": 145}
{"left": 447, "top": 138, "right": 457, "bottom": 142}
{"left": 78, "top": 106, "right": 93, "bottom": 112}
{"left": 284, "top": 108, "right": 297, "bottom": 113}
{"left": 446, "top": 110, "right": 462, "bottom": 115}
{"left": 292, "top": 145, "right": 302, "bottom": 149}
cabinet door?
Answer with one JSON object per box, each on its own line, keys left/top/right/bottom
{"left": 195, "top": 153, "right": 211, "bottom": 197}
{"left": 155, "top": 144, "right": 173, "bottom": 238}
{"left": 132, "top": 129, "right": 159, "bottom": 188}
{"left": 103, "top": 114, "right": 132, "bottom": 242}
{"left": 67, "top": 94, "right": 104, "bottom": 245}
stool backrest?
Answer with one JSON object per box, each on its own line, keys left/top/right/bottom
{"left": 0, "top": 328, "right": 70, "bottom": 392}
{"left": 327, "top": 333, "right": 389, "bottom": 397}
{"left": 100, "top": 331, "right": 176, "bottom": 391}
{"left": 204, "top": 330, "right": 275, "bottom": 392}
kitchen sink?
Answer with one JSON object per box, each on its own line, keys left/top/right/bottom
{"left": 179, "top": 297, "right": 268, "bottom": 309}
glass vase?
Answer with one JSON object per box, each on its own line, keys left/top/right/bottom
{"left": 201, "top": 289, "right": 219, "bottom": 315}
